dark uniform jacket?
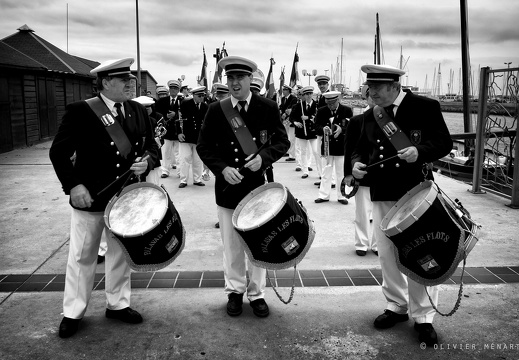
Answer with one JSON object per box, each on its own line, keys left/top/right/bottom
{"left": 343, "top": 113, "right": 369, "bottom": 186}
{"left": 351, "top": 90, "right": 452, "bottom": 201}
{"left": 279, "top": 94, "right": 298, "bottom": 125}
{"left": 315, "top": 103, "right": 353, "bottom": 156}
{"left": 289, "top": 100, "right": 318, "bottom": 139}
{"left": 316, "top": 91, "right": 329, "bottom": 109}
{"left": 49, "top": 95, "right": 159, "bottom": 212}
{"left": 197, "top": 94, "right": 290, "bottom": 209}
{"left": 177, "top": 98, "right": 208, "bottom": 144}
{"left": 155, "top": 95, "right": 183, "bottom": 141}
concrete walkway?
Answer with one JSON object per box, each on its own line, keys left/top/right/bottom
{"left": 0, "top": 141, "right": 518, "bottom": 360}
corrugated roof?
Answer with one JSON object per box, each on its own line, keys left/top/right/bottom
{"left": 1, "top": 25, "right": 96, "bottom": 77}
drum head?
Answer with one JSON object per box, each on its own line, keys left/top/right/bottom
{"left": 381, "top": 180, "right": 438, "bottom": 236}
{"left": 387, "top": 187, "right": 431, "bottom": 228}
{"left": 107, "top": 183, "right": 168, "bottom": 237}
{"left": 234, "top": 183, "right": 286, "bottom": 231}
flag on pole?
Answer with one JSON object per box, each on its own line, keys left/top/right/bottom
{"left": 289, "top": 45, "right": 299, "bottom": 88}
{"left": 266, "top": 57, "right": 276, "bottom": 99}
{"left": 278, "top": 66, "right": 285, "bottom": 99}
{"left": 199, "top": 46, "right": 208, "bottom": 88}
{"left": 212, "top": 42, "right": 228, "bottom": 85}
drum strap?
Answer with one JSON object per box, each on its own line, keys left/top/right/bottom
{"left": 373, "top": 105, "right": 413, "bottom": 151}
{"left": 86, "top": 97, "right": 132, "bottom": 158}
{"left": 220, "top": 98, "right": 258, "bottom": 155}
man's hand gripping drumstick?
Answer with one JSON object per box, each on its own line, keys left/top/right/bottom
{"left": 223, "top": 133, "right": 274, "bottom": 191}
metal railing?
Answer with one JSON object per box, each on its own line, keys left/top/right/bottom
{"left": 471, "top": 66, "right": 518, "bottom": 208}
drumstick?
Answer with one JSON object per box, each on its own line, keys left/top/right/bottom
{"left": 223, "top": 133, "right": 275, "bottom": 192}
{"left": 96, "top": 155, "right": 150, "bottom": 197}
{"left": 365, "top": 154, "right": 399, "bottom": 169}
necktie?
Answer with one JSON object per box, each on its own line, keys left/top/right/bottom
{"left": 114, "top": 103, "right": 125, "bottom": 125}
{"left": 238, "top": 100, "right": 247, "bottom": 120}
{"left": 385, "top": 104, "right": 395, "bottom": 119}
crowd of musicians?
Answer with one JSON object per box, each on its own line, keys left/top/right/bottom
{"left": 49, "top": 55, "right": 452, "bottom": 347}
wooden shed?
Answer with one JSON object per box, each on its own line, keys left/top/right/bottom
{"left": 0, "top": 25, "right": 98, "bottom": 153}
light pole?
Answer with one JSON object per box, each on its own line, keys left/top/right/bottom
{"left": 302, "top": 69, "right": 317, "bottom": 85}
{"left": 504, "top": 62, "right": 512, "bottom": 101}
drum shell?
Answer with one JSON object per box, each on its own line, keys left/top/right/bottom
{"left": 380, "top": 180, "right": 472, "bottom": 286}
{"left": 104, "top": 183, "right": 185, "bottom": 272}
{"left": 233, "top": 183, "right": 315, "bottom": 270}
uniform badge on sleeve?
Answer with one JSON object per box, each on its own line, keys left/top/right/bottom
{"left": 410, "top": 130, "right": 421, "bottom": 145}
{"left": 260, "top": 130, "right": 268, "bottom": 144}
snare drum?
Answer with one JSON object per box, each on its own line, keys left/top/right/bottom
{"left": 104, "top": 182, "right": 185, "bottom": 271}
{"left": 232, "top": 182, "right": 315, "bottom": 270}
{"left": 380, "top": 180, "right": 478, "bottom": 286}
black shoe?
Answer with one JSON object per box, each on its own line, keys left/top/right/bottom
{"left": 338, "top": 199, "right": 348, "bottom": 205}
{"left": 331, "top": 184, "right": 336, "bottom": 188}
{"left": 214, "top": 222, "right": 220, "bottom": 229}
{"left": 193, "top": 182, "right": 205, "bottom": 186}
{"left": 414, "top": 323, "right": 438, "bottom": 346}
{"left": 106, "top": 307, "right": 143, "bottom": 324}
{"left": 59, "top": 317, "right": 81, "bottom": 338}
{"left": 295, "top": 167, "right": 302, "bottom": 172}
{"left": 285, "top": 158, "right": 296, "bottom": 162}
{"left": 301, "top": 174, "right": 308, "bottom": 179}
{"left": 178, "top": 183, "right": 187, "bottom": 188}
{"left": 314, "top": 181, "right": 321, "bottom": 186}
{"left": 374, "top": 310, "right": 409, "bottom": 329}
{"left": 172, "top": 165, "right": 177, "bottom": 169}
{"left": 314, "top": 198, "right": 329, "bottom": 203}
{"left": 308, "top": 167, "right": 313, "bottom": 171}
{"left": 372, "top": 250, "right": 379, "bottom": 256}
{"left": 250, "top": 299, "right": 270, "bottom": 317}
{"left": 227, "top": 293, "right": 243, "bottom": 316}
{"left": 97, "top": 255, "right": 105, "bottom": 264}
{"left": 356, "top": 250, "right": 367, "bottom": 256}
{"left": 161, "top": 173, "right": 169, "bottom": 178}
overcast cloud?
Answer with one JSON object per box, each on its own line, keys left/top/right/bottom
{"left": 1, "top": 0, "right": 518, "bottom": 93}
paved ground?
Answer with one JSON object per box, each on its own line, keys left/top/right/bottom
{"left": 0, "top": 141, "right": 518, "bottom": 360}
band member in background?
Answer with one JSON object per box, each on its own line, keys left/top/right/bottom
{"left": 279, "top": 84, "right": 298, "bottom": 162}
{"left": 197, "top": 56, "right": 289, "bottom": 319}
{"left": 343, "top": 85, "right": 377, "bottom": 256}
{"left": 155, "top": 79, "right": 183, "bottom": 178}
{"left": 49, "top": 58, "right": 159, "bottom": 338}
{"left": 352, "top": 64, "right": 452, "bottom": 346}
{"left": 177, "top": 86, "right": 208, "bottom": 188}
{"left": 213, "top": 83, "right": 230, "bottom": 101}
{"left": 314, "top": 91, "right": 352, "bottom": 204}
{"left": 289, "top": 86, "right": 319, "bottom": 179}
{"left": 315, "top": 74, "right": 331, "bottom": 109}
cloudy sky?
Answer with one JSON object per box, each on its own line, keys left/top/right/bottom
{"left": 1, "top": 0, "right": 518, "bottom": 94}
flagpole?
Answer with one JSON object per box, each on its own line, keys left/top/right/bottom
{"left": 135, "top": 0, "right": 141, "bottom": 96}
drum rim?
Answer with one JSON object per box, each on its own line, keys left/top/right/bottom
{"left": 104, "top": 182, "right": 169, "bottom": 237}
{"left": 381, "top": 180, "right": 438, "bottom": 236}
{"left": 232, "top": 182, "right": 287, "bottom": 231}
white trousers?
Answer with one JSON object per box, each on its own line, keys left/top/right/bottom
{"left": 64, "top": 209, "right": 131, "bottom": 319}
{"left": 318, "top": 155, "right": 345, "bottom": 200}
{"left": 296, "top": 138, "right": 321, "bottom": 176}
{"left": 178, "top": 142, "right": 203, "bottom": 184}
{"left": 354, "top": 186, "right": 377, "bottom": 252}
{"left": 161, "top": 139, "right": 179, "bottom": 175}
{"left": 373, "top": 201, "right": 438, "bottom": 323}
{"left": 285, "top": 124, "right": 296, "bottom": 159}
{"left": 218, "top": 206, "right": 266, "bottom": 301}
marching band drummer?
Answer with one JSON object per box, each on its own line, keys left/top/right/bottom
{"left": 351, "top": 64, "right": 452, "bottom": 346}
{"left": 49, "top": 58, "right": 159, "bottom": 338}
{"left": 197, "top": 55, "right": 289, "bottom": 318}
{"left": 314, "top": 91, "right": 352, "bottom": 204}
